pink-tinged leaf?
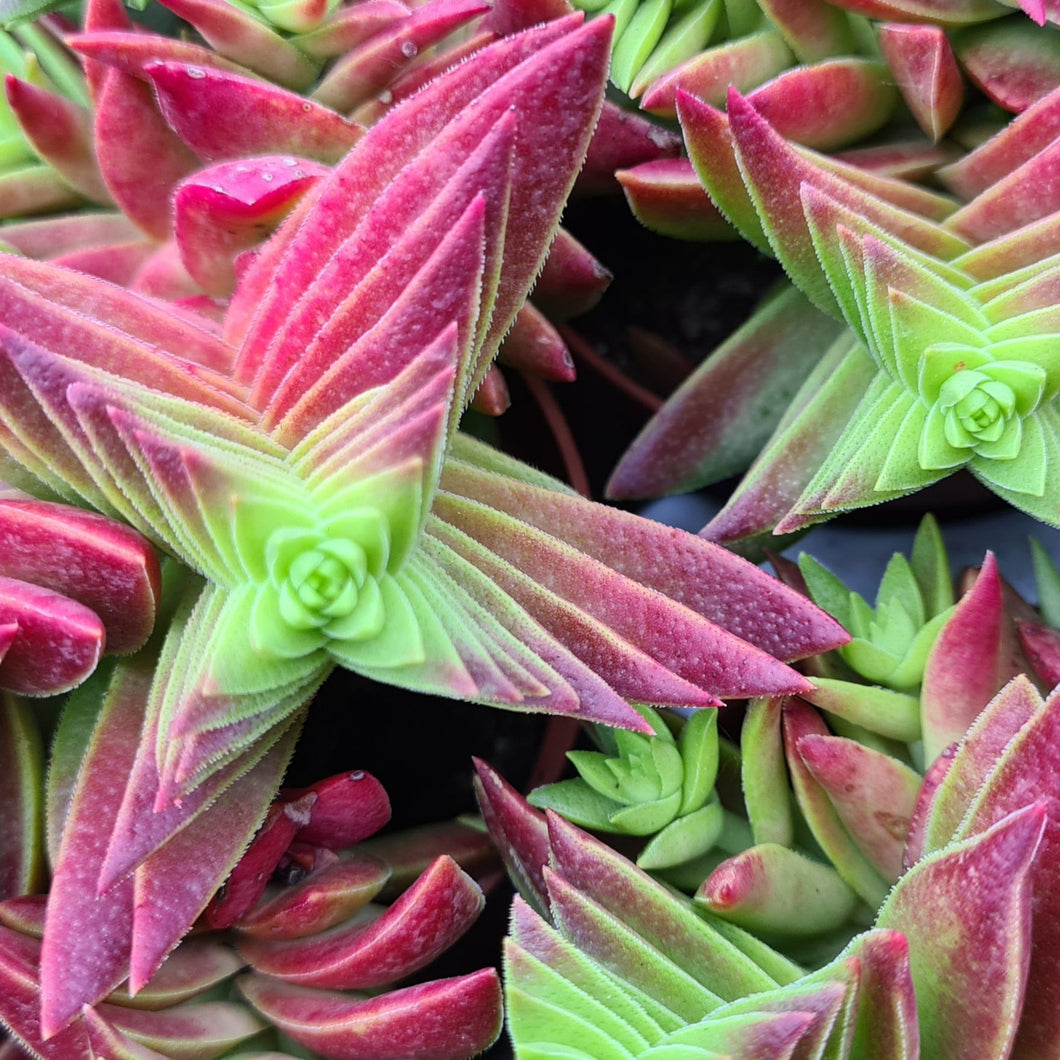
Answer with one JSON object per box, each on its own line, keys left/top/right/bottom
{"left": 128, "top": 717, "right": 303, "bottom": 994}
{"left": 0, "top": 694, "right": 43, "bottom": 899}
{"left": 758, "top": 0, "right": 856, "bottom": 62}
{"left": 39, "top": 661, "right": 151, "bottom": 1037}
{"left": 783, "top": 699, "right": 890, "bottom": 906}
{"left": 744, "top": 59, "right": 898, "bottom": 151}
{"left": 919, "top": 675, "right": 1043, "bottom": 857}
{"left": 81, "top": 1008, "right": 181, "bottom": 1060}
{"left": 0, "top": 211, "right": 141, "bottom": 259}
{"left": 468, "top": 366, "right": 510, "bottom": 416}
{"left": 69, "top": 31, "right": 251, "bottom": 83}
{"left": 128, "top": 241, "right": 201, "bottom": 302}
{"left": 147, "top": 62, "right": 363, "bottom": 164}
{"left": 155, "top": 0, "right": 320, "bottom": 89}
{"left": 952, "top": 17, "right": 1060, "bottom": 113}
{"left": 205, "top": 795, "right": 314, "bottom": 930}
{"left": 174, "top": 156, "right": 328, "bottom": 298}
{"left": 235, "top": 853, "right": 391, "bottom": 940}
{"left": 643, "top": 28, "right": 795, "bottom": 118}
{"left": 0, "top": 894, "right": 46, "bottom": 937}
{"left": 0, "top": 499, "right": 160, "bottom": 654}
{"left": 697, "top": 843, "right": 859, "bottom": 936}
{"left": 844, "top": 930, "right": 920, "bottom": 1058}
{"left": 546, "top": 812, "right": 786, "bottom": 999}
{"left": 234, "top": 14, "right": 610, "bottom": 406}
{"left": 497, "top": 304, "right": 576, "bottom": 382}
{"left": 944, "top": 135, "right": 1060, "bottom": 241}
{"left": 0, "top": 252, "right": 238, "bottom": 379}
{"left": 531, "top": 227, "right": 612, "bottom": 321}
{"left": 0, "top": 925, "right": 92, "bottom": 1059}
{"left": 702, "top": 336, "right": 875, "bottom": 547}
{"left": 878, "top": 23, "right": 963, "bottom": 141}
{"left": 483, "top": 0, "right": 572, "bottom": 34}
{"left": 617, "top": 157, "right": 738, "bottom": 241}
{"left": 4, "top": 77, "right": 112, "bottom": 204}
{"left": 822, "top": 0, "right": 1004, "bottom": 20}
{"left": 876, "top": 803, "right": 1047, "bottom": 1060}
{"left": 106, "top": 938, "right": 244, "bottom": 1009}
{"left": 722, "top": 89, "right": 968, "bottom": 314}
{"left": 311, "top": 0, "right": 491, "bottom": 112}
{"left": 105, "top": 999, "right": 266, "bottom": 1058}
{"left": 238, "top": 855, "right": 483, "bottom": 989}
{"left": 952, "top": 686, "right": 1060, "bottom": 1057}
{"left": 833, "top": 139, "right": 959, "bottom": 182}
{"left": 352, "top": 818, "right": 499, "bottom": 900}
{"left": 609, "top": 283, "right": 842, "bottom": 497}
{"left": 1018, "top": 619, "right": 1060, "bottom": 686}
{"left": 93, "top": 68, "right": 200, "bottom": 240}
{"left": 0, "top": 577, "right": 104, "bottom": 697}
{"left": 0, "top": 164, "right": 85, "bottom": 220}
{"left": 283, "top": 770, "right": 391, "bottom": 849}
{"left": 902, "top": 744, "right": 955, "bottom": 869}
{"left": 473, "top": 757, "right": 551, "bottom": 915}
{"left": 796, "top": 734, "right": 921, "bottom": 882}
{"left": 292, "top": 0, "right": 411, "bottom": 60}
{"left": 576, "top": 100, "right": 682, "bottom": 194}
{"left": 936, "top": 82, "right": 1060, "bottom": 199}
{"left": 54, "top": 241, "right": 160, "bottom": 287}
{"left": 920, "top": 553, "right": 1011, "bottom": 764}
{"left": 443, "top": 441, "right": 847, "bottom": 662}
{"left": 238, "top": 968, "right": 504, "bottom": 1060}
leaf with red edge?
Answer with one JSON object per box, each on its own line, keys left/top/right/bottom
{"left": 92, "top": 67, "right": 200, "bottom": 240}
{"left": 146, "top": 61, "right": 364, "bottom": 164}
{"left": 0, "top": 578, "right": 103, "bottom": 697}
{"left": 877, "top": 23, "right": 963, "bottom": 142}
{"left": 311, "top": 0, "right": 491, "bottom": 112}
{"left": 0, "top": 497, "right": 161, "bottom": 655}
{"left": 876, "top": 803, "right": 1047, "bottom": 1060}
{"left": 920, "top": 553, "right": 1013, "bottom": 764}
{"left": 796, "top": 734, "right": 921, "bottom": 882}
{"left": 173, "top": 156, "right": 328, "bottom": 297}
{"left": 4, "top": 76, "right": 112, "bottom": 204}
{"left": 238, "top": 968, "right": 504, "bottom": 1060}
{"left": 235, "top": 853, "right": 391, "bottom": 940}
{"left": 237, "top": 855, "right": 484, "bottom": 989}
{"left": 283, "top": 769, "right": 391, "bottom": 849}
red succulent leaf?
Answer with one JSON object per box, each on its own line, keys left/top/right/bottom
{"left": 235, "top": 853, "right": 391, "bottom": 940}
{"left": 530, "top": 227, "right": 612, "bottom": 321}
{"left": 902, "top": 742, "right": 956, "bottom": 869}
{"left": 0, "top": 578, "right": 103, "bottom": 697}
{"left": 876, "top": 802, "right": 1047, "bottom": 1059}
{"left": 845, "top": 929, "right": 920, "bottom": 1057}
{"left": 616, "top": 157, "right": 738, "bottom": 242}
{"left": 93, "top": 68, "right": 201, "bottom": 239}
{"left": 173, "top": 156, "right": 329, "bottom": 297}
{"left": 1017, "top": 619, "right": 1060, "bottom": 686}
{"left": 472, "top": 756, "right": 551, "bottom": 915}
{"left": 920, "top": 553, "right": 1012, "bottom": 764}
{"left": 205, "top": 794, "right": 315, "bottom": 930}
{"left": 496, "top": 303, "right": 576, "bottom": 382}
{"left": 237, "top": 855, "right": 484, "bottom": 989}
{"left": 154, "top": 0, "right": 320, "bottom": 89}
{"left": 106, "top": 938, "right": 244, "bottom": 1009}
{"left": 69, "top": 31, "right": 250, "bottom": 85}
{"left": 877, "top": 22, "right": 964, "bottom": 141}
{"left": 0, "top": 497, "right": 161, "bottom": 654}
{"left": 292, "top": 0, "right": 411, "bottom": 60}
{"left": 282, "top": 769, "right": 392, "bottom": 849}
{"left": 575, "top": 100, "right": 682, "bottom": 195}
{"left": 918, "top": 675, "right": 1044, "bottom": 858}
{"left": 4, "top": 76, "right": 112, "bottom": 204}
{"left": 311, "top": 0, "right": 491, "bottom": 112}
{"left": 237, "top": 967, "right": 504, "bottom": 1060}
{"left": 0, "top": 212, "right": 141, "bottom": 260}
{"left": 796, "top": 733, "right": 920, "bottom": 882}
{"left": 146, "top": 62, "right": 364, "bottom": 165}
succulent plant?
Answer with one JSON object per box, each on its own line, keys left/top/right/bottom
{"left": 528, "top": 703, "right": 734, "bottom": 870}
{"left": 480, "top": 669, "right": 1060, "bottom": 1060}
